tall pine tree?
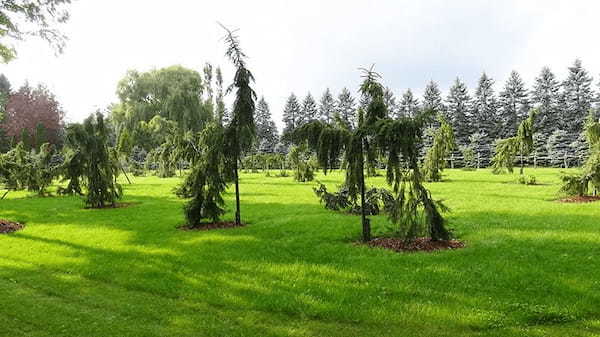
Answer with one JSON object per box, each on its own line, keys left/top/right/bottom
{"left": 446, "top": 78, "right": 472, "bottom": 145}
{"left": 318, "top": 88, "right": 336, "bottom": 124}
{"left": 398, "top": 88, "right": 420, "bottom": 117}
{"left": 383, "top": 87, "right": 398, "bottom": 118}
{"left": 336, "top": 87, "right": 356, "bottom": 129}
{"left": 221, "top": 24, "right": 256, "bottom": 225}
{"left": 282, "top": 93, "right": 301, "bottom": 138}
{"left": 472, "top": 73, "right": 498, "bottom": 163}
{"left": 561, "top": 59, "right": 594, "bottom": 136}
{"left": 422, "top": 80, "right": 444, "bottom": 113}
{"left": 499, "top": 71, "right": 530, "bottom": 138}
{"left": 472, "top": 73, "right": 498, "bottom": 139}
{"left": 532, "top": 67, "right": 560, "bottom": 136}
{"left": 255, "top": 97, "right": 279, "bottom": 153}
{"left": 300, "top": 93, "right": 318, "bottom": 126}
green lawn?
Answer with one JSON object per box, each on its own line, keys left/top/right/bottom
{"left": 1, "top": 169, "right": 599, "bottom": 337}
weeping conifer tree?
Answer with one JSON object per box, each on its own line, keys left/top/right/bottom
{"left": 220, "top": 24, "right": 256, "bottom": 225}
{"left": 182, "top": 123, "right": 228, "bottom": 225}
{"left": 422, "top": 114, "right": 456, "bottom": 182}
{"left": 293, "top": 66, "right": 450, "bottom": 241}
{"left": 492, "top": 109, "right": 537, "bottom": 175}
{"left": 560, "top": 111, "right": 600, "bottom": 196}
{"left": 65, "top": 112, "right": 122, "bottom": 208}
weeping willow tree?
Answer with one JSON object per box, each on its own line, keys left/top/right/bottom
{"left": 422, "top": 114, "right": 455, "bottom": 182}
{"left": 492, "top": 109, "right": 537, "bottom": 175}
{"left": 560, "top": 111, "right": 600, "bottom": 196}
{"left": 220, "top": 24, "right": 256, "bottom": 225}
{"left": 293, "top": 66, "right": 450, "bottom": 242}
{"left": 65, "top": 112, "right": 122, "bottom": 208}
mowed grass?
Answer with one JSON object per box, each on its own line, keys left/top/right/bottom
{"left": 1, "top": 168, "right": 600, "bottom": 337}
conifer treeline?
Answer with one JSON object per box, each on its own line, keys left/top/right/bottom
{"left": 272, "top": 59, "right": 599, "bottom": 167}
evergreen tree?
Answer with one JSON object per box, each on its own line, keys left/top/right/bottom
{"left": 561, "top": 59, "right": 594, "bottom": 136}
{"left": 546, "top": 129, "right": 572, "bottom": 168}
{"left": 336, "top": 87, "right": 356, "bottom": 129}
{"left": 383, "top": 87, "right": 398, "bottom": 118}
{"left": 66, "top": 112, "right": 122, "bottom": 208}
{"left": 446, "top": 78, "right": 472, "bottom": 145}
{"left": 471, "top": 73, "right": 498, "bottom": 163}
{"left": 300, "top": 93, "right": 318, "bottom": 126}
{"left": 182, "top": 123, "right": 228, "bottom": 225}
{"left": 472, "top": 73, "right": 499, "bottom": 139}
{"left": 398, "top": 89, "right": 420, "bottom": 117}
{"left": 221, "top": 24, "right": 256, "bottom": 225}
{"left": 215, "top": 67, "right": 227, "bottom": 125}
{"left": 255, "top": 97, "right": 279, "bottom": 153}
{"left": 318, "top": 88, "right": 336, "bottom": 124}
{"left": 531, "top": 67, "right": 560, "bottom": 137}
{"left": 491, "top": 109, "right": 537, "bottom": 175}
{"left": 422, "top": 80, "right": 444, "bottom": 113}
{"left": 282, "top": 93, "right": 301, "bottom": 138}
{"left": 499, "top": 71, "right": 530, "bottom": 139}
{"left": 423, "top": 114, "right": 455, "bottom": 182}
{"left": 203, "top": 62, "right": 214, "bottom": 113}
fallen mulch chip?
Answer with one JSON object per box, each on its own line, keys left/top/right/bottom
{"left": 0, "top": 219, "right": 24, "bottom": 234}
{"left": 178, "top": 222, "right": 246, "bottom": 231}
{"left": 558, "top": 195, "right": 600, "bottom": 203}
{"left": 367, "top": 237, "right": 465, "bottom": 253}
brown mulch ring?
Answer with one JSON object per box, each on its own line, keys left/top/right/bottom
{"left": 178, "top": 222, "right": 247, "bottom": 231}
{"left": 84, "top": 202, "right": 138, "bottom": 209}
{"left": 0, "top": 219, "right": 24, "bottom": 234}
{"left": 366, "top": 237, "right": 465, "bottom": 253}
{"left": 558, "top": 195, "right": 600, "bottom": 204}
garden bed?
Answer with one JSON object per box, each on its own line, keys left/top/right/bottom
{"left": 558, "top": 195, "right": 600, "bottom": 203}
{"left": 178, "top": 222, "right": 246, "bottom": 231}
{"left": 0, "top": 219, "right": 24, "bottom": 234}
{"left": 367, "top": 237, "right": 465, "bottom": 252}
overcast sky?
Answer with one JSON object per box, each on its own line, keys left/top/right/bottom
{"left": 1, "top": 0, "right": 599, "bottom": 129}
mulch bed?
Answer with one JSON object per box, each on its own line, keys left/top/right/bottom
{"left": 178, "top": 222, "right": 246, "bottom": 231}
{"left": 84, "top": 202, "right": 137, "bottom": 209}
{"left": 558, "top": 195, "right": 600, "bottom": 203}
{"left": 367, "top": 237, "right": 465, "bottom": 253}
{"left": 0, "top": 219, "right": 24, "bottom": 234}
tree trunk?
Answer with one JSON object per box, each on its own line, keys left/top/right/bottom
{"left": 234, "top": 157, "right": 241, "bottom": 225}
{"left": 359, "top": 137, "right": 370, "bottom": 242}
{"left": 519, "top": 149, "right": 524, "bottom": 175}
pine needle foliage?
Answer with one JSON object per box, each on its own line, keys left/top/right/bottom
{"left": 220, "top": 24, "right": 256, "bottom": 225}
{"left": 422, "top": 114, "right": 455, "bottom": 182}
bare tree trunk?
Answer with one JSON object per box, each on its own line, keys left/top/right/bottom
{"left": 519, "top": 149, "right": 524, "bottom": 175}
{"left": 360, "top": 137, "right": 370, "bottom": 242}
{"left": 234, "top": 157, "right": 241, "bottom": 225}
